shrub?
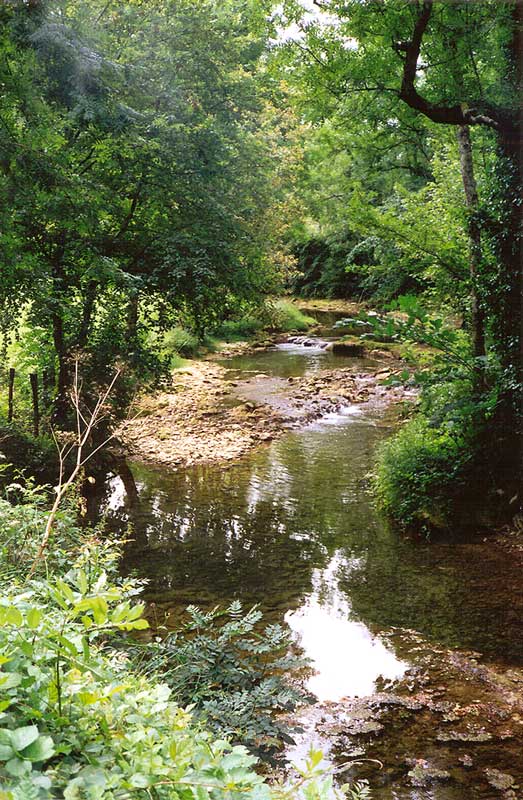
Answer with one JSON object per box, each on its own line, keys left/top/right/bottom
{"left": 374, "top": 380, "right": 502, "bottom": 533}
{"left": 208, "top": 300, "right": 315, "bottom": 340}
{"left": 374, "top": 414, "right": 466, "bottom": 532}
{"left": 161, "top": 326, "right": 200, "bottom": 360}
{"left": 211, "top": 317, "right": 264, "bottom": 341}
{"left": 0, "top": 544, "right": 266, "bottom": 800}
{"left": 136, "top": 603, "right": 311, "bottom": 760}
{"left": 267, "top": 300, "right": 315, "bottom": 333}
{"left": 0, "top": 533, "right": 362, "bottom": 800}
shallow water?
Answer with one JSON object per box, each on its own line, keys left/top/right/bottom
{"left": 95, "top": 402, "right": 523, "bottom": 672}
{"left": 91, "top": 338, "right": 523, "bottom": 798}
{"left": 224, "top": 340, "right": 376, "bottom": 380}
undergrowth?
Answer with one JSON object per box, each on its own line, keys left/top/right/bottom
{"left": 132, "top": 603, "right": 312, "bottom": 761}
{"left": 267, "top": 300, "right": 316, "bottom": 333}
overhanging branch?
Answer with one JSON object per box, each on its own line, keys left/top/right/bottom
{"left": 398, "top": 0, "right": 501, "bottom": 130}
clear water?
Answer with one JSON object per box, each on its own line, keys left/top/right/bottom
{"left": 93, "top": 385, "right": 523, "bottom": 676}
{"left": 224, "top": 341, "right": 377, "bottom": 380}
{"left": 89, "top": 339, "right": 523, "bottom": 799}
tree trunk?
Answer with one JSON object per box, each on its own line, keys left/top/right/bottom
{"left": 495, "top": 119, "right": 523, "bottom": 486}
{"left": 50, "top": 239, "right": 71, "bottom": 425}
{"left": 77, "top": 280, "right": 98, "bottom": 348}
{"left": 456, "top": 125, "right": 487, "bottom": 389}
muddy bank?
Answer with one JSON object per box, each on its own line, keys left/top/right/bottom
{"left": 117, "top": 350, "right": 415, "bottom": 470}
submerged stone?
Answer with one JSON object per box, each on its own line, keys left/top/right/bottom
{"left": 436, "top": 730, "right": 493, "bottom": 743}
{"left": 407, "top": 760, "right": 451, "bottom": 787}
{"left": 484, "top": 768, "right": 516, "bottom": 791}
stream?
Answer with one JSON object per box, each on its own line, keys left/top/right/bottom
{"left": 89, "top": 312, "right": 523, "bottom": 799}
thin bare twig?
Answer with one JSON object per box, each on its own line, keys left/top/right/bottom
{"left": 28, "top": 363, "right": 121, "bottom": 577}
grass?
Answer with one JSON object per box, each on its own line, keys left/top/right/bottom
{"left": 162, "top": 327, "right": 200, "bottom": 358}
{"left": 268, "top": 299, "right": 316, "bottom": 332}
{"left": 209, "top": 299, "right": 316, "bottom": 344}
{"left": 211, "top": 317, "right": 263, "bottom": 342}
{"left": 152, "top": 300, "right": 316, "bottom": 371}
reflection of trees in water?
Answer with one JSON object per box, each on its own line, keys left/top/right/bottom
{"left": 93, "top": 422, "right": 387, "bottom": 618}
{"left": 117, "top": 462, "right": 329, "bottom": 613}
{"left": 88, "top": 422, "right": 523, "bottom": 662}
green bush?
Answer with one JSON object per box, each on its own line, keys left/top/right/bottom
{"left": 0, "top": 534, "right": 364, "bottom": 800}
{"left": 161, "top": 327, "right": 200, "bottom": 360}
{"left": 209, "top": 300, "right": 315, "bottom": 340}
{"left": 267, "top": 300, "right": 315, "bottom": 333}
{"left": 374, "top": 414, "right": 466, "bottom": 532}
{"left": 136, "top": 603, "right": 311, "bottom": 760}
{"left": 211, "top": 317, "right": 264, "bottom": 342}
{"left": 0, "top": 540, "right": 268, "bottom": 800}
{"left": 374, "top": 379, "right": 502, "bottom": 532}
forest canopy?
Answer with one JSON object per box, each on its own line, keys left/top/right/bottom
{"left": 1, "top": 0, "right": 521, "bottom": 517}
{"left": 0, "top": 0, "right": 301, "bottom": 408}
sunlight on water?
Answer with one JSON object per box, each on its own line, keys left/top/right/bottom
{"left": 286, "top": 552, "right": 407, "bottom": 701}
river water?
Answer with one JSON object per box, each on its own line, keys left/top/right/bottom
{"left": 91, "top": 318, "right": 523, "bottom": 798}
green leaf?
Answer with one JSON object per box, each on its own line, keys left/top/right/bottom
{"left": 125, "top": 618, "right": 149, "bottom": 630}
{"left": 0, "top": 729, "right": 13, "bottom": 761}
{"left": 26, "top": 608, "right": 42, "bottom": 629}
{"left": 11, "top": 726, "right": 39, "bottom": 754}
{"left": 76, "top": 569, "right": 88, "bottom": 595}
{"left": 5, "top": 607, "right": 23, "bottom": 626}
{"left": 5, "top": 757, "right": 31, "bottom": 777}
{"left": 0, "top": 673, "right": 22, "bottom": 690}
{"left": 20, "top": 736, "right": 55, "bottom": 763}
{"left": 55, "top": 579, "right": 75, "bottom": 603}
{"left": 129, "top": 774, "right": 150, "bottom": 788}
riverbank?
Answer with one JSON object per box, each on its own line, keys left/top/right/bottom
{"left": 117, "top": 346, "right": 415, "bottom": 470}
{"left": 102, "top": 319, "right": 523, "bottom": 800}
{"left": 288, "top": 629, "right": 523, "bottom": 799}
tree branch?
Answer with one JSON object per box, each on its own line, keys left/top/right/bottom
{"left": 398, "top": 0, "right": 501, "bottom": 130}
{"left": 28, "top": 363, "right": 121, "bottom": 577}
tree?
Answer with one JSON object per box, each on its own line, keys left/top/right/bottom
{"left": 279, "top": 0, "right": 522, "bottom": 482}
{"left": 0, "top": 0, "right": 299, "bottom": 419}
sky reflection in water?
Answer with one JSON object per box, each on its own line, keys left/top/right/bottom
{"left": 90, "top": 343, "right": 523, "bottom": 711}
{"left": 286, "top": 552, "right": 407, "bottom": 700}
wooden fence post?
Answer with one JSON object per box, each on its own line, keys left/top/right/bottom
{"left": 7, "top": 368, "right": 15, "bottom": 423}
{"left": 30, "top": 373, "right": 39, "bottom": 437}
{"left": 42, "top": 368, "right": 53, "bottom": 409}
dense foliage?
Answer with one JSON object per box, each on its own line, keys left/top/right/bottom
{"left": 0, "top": 0, "right": 302, "bottom": 417}
{"left": 272, "top": 0, "right": 522, "bottom": 526}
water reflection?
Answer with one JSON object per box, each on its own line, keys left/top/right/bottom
{"left": 90, "top": 403, "right": 523, "bottom": 707}
{"left": 286, "top": 552, "right": 407, "bottom": 700}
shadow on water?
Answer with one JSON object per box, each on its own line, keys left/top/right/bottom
{"left": 90, "top": 408, "right": 523, "bottom": 674}
{"left": 88, "top": 338, "right": 523, "bottom": 799}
